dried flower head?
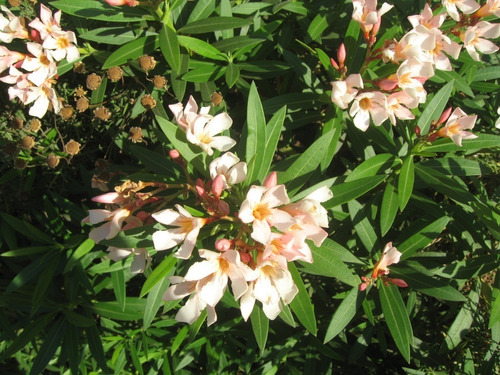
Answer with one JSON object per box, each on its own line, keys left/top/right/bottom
{"left": 74, "top": 86, "right": 87, "bottom": 98}
{"left": 20, "top": 135, "right": 35, "bottom": 150}
{"left": 140, "top": 94, "right": 156, "bottom": 110}
{"left": 86, "top": 73, "right": 102, "bottom": 90}
{"left": 129, "top": 127, "right": 144, "bottom": 143}
{"left": 153, "top": 75, "right": 167, "bottom": 89}
{"left": 59, "top": 106, "right": 74, "bottom": 120}
{"left": 138, "top": 55, "right": 156, "bottom": 71}
{"left": 10, "top": 117, "right": 23, "bottom": 130}
{"left": 46, "top": 153, "right": 60, "bottom": 168}
{"left": 65, "top": 139, "right": 81, "bottom": 155}
{"left": 14, "top": 158, "right": 27, "bottom": 170}
{"left": 211, "top": 92, "right": 223, "bottom": 106}
{"left": 73, "top": 61, "right": 87, "bottom": 74}
{"left": 8, "top": 0, "right": 22, "bottom": 7}
{"left": 29, "top": 118, "right": 42, "bottom": 132}
{"left": 107, "top": 66, "right": 123, "bottom": 82}
{"left": 93, "top": 106, "right": 112, "bottom": 121}
{"left": 76, "top": 97, "right": 89, "bottom": 113}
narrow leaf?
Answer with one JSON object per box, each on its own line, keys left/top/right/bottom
{"left": 417, "top": 80, "right": 454, "bottom": 136}
{"left": 140, "top": 256, "right": 177, "bottom": 297}
{"left": 398, "top": 156, "right": 414, "bottom": 211}
{"left": 250, "top": 305, "right": 269, "bottom": 354}
{"left": 159, "top": 25, "right": 181, "bottom": 73}
{"left": 324, "top": 287, "right": 363, "bottom": 343}
{"left": 245, "top": 82, "right": 267, "bottom": 185}
{"left": 102, "top": 35, "right": 159, "bottom": 69}
{"left": 30, "top": 319, "right": 66, "bottom": 375}
{"left": 289, "top": 263, "right": 317, "bottom": 335}
{"left": 111, "top": 269, "right": 126, "bottom": 312}
{"left": 178, "top": 17, "right": 252, "bottom": 34}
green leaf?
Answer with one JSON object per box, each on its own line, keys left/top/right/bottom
{"left": 245, "top": 82, "right": 267, "bottom": 185}
{"left": 307, "top": 13, "right": 328, "bottom": 41}
{"left": 420, "top": 134, "right": 500, "bottom": 153}
{"left": 379, "top": 283, "right": 413, "bottom": 363}
{"left": 0, "top": 212, "right": 56, "bottom": 245}
{"left": 289, "top": 263, "right": 317, "bottom": 335}
{"left": 348, "top": 199, "right": 381, "bottom": 253}
{"left": 64, "top": 238, "right": 95, "bottom": 273}
{"left": 212, "top": 36, "right": 266, "bottom": 52}
{"left": 182, "top": 65, "right": 223, "bottom": 82}
{"left": 178, "top": 17, "right": 252, "bottom": 34}
{"left": 277, "top": 130, "right": 335, "bottom": 195}
{"left": 1, "top": 246, "right": 58, "bottom": 257}
{"left": 85, "top": 324, "right": 109, "bottom": 372}
{"left": 225, "top": 62, "right": 240, "bottom": 88}
{"left": 324, "top": 288, "right": 363, "bottom": 343}
{"left": 472, "top": 66, "right": 500, "bottom": 81}
{"left": 143, "top": 271, "right": 173, "bottom": 329}
{"left": 380, "top": 177, "right": 399, "bottom": 236}
{"left": 6, "top": 250, "right": 59, "bottom": 293}
{"left": 62, "top": 309, "right": 96, "bottom": 327}
{"left": 397, "top": 216, "right": 451, "bottom": 260}
{"left": 160, "top": 24, "right": 181, "bottom": 73}
{"left": 187, "top": 0, "right": 215, "bottom": 23}
{"left": 128, "top": 144, "right": 182, "bottom": 179}
{"left": 434, "top": 70, "right": 474, "bottom": 97}
{"left": 79, "top": 26, "right": 144, "bottom": 45}
{"left": 91, "top": 298, "right": 146, "bottom": 321}
{"left": 417, "top": 80, "right": 454, "bottom": 136}
{"left": 102, "top": 35, "right": 159, "bottom": 69}
{"left": 250, "top": 305, "right": 269, "bottom": 354}
{"left": 170, "top": 53, "right": 189, "bottom": 101}
{"left": 50, "top": 0, "right": 154, "bottom": 22}
{"left": 418, "top": 157, "right": 491, "bottom": 176}
{"left": 299, "top": 242, "right": 360, "bottom": 287}
{"left": 30, "top": 319, "right": 66, "bottom": 375}
{"left": 256, "top": 106, "right": 286, "bottom": 182}
{"left": 32, "top": 253, "right": 60, "bottom": 315}
{"left": 90, "top": 76, "right": 107, "bottom": 104}
{"left": 177, "top": 36, "right": 226, "bottom": 61}
{"left": 324, "top": 176, "right": 388, "bottom": 208}
{"left": 140, "top": 256, "right": 177, "bottom": 297}
{"left": 398, "top": 156, "right": 414, "bottom": 211}
{"left": 64, "top": 324, "right": 80, "bottom": 375}
{"left": 129, "top": 341, "right": 144, "bottom": 375}
{"left": 489, "top": 293, "right": 500, "bottom": 329}
{"left": 171, "top": 326, "right": 189, "bottom": 355}
{"left": 111, "top": 269, "right": 126, "bottom": 312}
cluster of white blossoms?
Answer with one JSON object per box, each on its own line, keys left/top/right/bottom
{"left": 331, "top": 0, "right": 498, "bottom": 143}
{"left": 84, "top": 96, "right": 333, "bottom": 325}
{"left": 0, "top": 4, "right": 79, "bottom": 118}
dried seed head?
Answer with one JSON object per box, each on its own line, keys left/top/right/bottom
{"left": 74, "top": 86, "right": 87, "bottom": 98}
{"left": 10, "top": 117, "right": 23, "bottom": 130}
{"left": 76, "top": 97, "right": 89, "bottom": 112}
{"left": 46, "top": 153, "right": 60, "bottom": 168}
{"left": 73, "top": 61, "right": 87, "bottom": 74}
{"left": 14, "top": 158, "right": 27, "bottom": 170}
{"left": 65, "top": 139, "right": 81, "bottom": 155}
{"left": 20, "top": 136, "right": 35, "bottom": 150}
{"left": 107, "top": 66, "right": 123, "bottom": 82}
{"left": 153, "top": 75, "right": 167, "bottom": 89}
{"left": 93, "top": 106, "right": 111, "bottom": 121}
{"left": 3, "top": 142, "right": 17, "bottom": 156}
{"left": 138, "top": 55, "right": 156, "bottom": 71}
{"left": 29, "top": 118, "right": 42, "bottom": 132}
{"left": 140, "top": 94, "right": 156, "bottom": 110}
{"left": 211, "top": 92, "right": 223, "bottom": 106}
{"left": 8, "top": 0, "right": 22, "bottom": 7}
{"left": 59, "top": 106, "right": 74, "bottom": 121}
{"left": 129, "top": 127, "right": 144, "bottom": 143}
{"left": 86, "top": 73, "right": 102, "bottom": 90}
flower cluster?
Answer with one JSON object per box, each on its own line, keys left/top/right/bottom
{"left": 0, "top": 4, "right": 79, "bottom": 118}
{"left": 84, "top": 96, "right": 333, "bottom": 325}
{"left": 330, "top": 0, "right": 498, "bottom": 141}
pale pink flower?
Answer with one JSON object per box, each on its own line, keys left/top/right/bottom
{"left": 442, "top": 0, "right": 480, "bottom": 21}
{"left": 24, "top": 78, "right": 62, "bottom": 118}
{"left": 283, "top": 186, "right": 333, "bottom": 228}
{"left": 43, "top": 30, "right": 80, "bottom": 63}
{"left": 28, "top": 4, "right": 62, "bottom": 40}
{"left": 371, "top": 242, "right": 402, "bottom": 279}
{"left": 349, "top": 91, "right": 388, "bottom": 131}
{"left": 395, "top": 58, "right": 434, "bottom": 103}
{"left": 152, "top": 204, "right": 206, "bottom": 259}
{"left": 85, "top": 208, "right": 131, "bottom": 243}
{"left": 476, "top": 0, "right": 500, "bottom": 17}
{"left": 262, "top": 231, "right": 313, "bottom": 263}
{"left": 240, "top": 255, "right": 298, "bottom": 320}
{"left": 107, "top": 247, "right": 151, "bottom": 273}
{"left": 21, "top": 43, "right": 57, "bottom": 86}
{"left": 0, "top": 46, "right": 25, "bottom": 74}
{"left": 209, "top": 152, "right": 247, "bottom": 189}
{"left": 331, "top": 74, "right": 363, "bottom": 109}
{"left": 238, "top": 185, "right": 295, "bottom": 244}
{"left": 0, "top": 6, "right": 29, "bottom": 43}
{"left": 1, "top": 66, "right": 31, "bottom": 102}
{"left": 462, "top": 21, "right": 500, "bottom": 62}
{"left": 437, "top": 107, "right": 478, "bottom": 146}
{"left": 408, "top": 3, "right": 446, "bottom": 30}
{"left": 105, "top": 0, "right": 139, "bottom": 6}
{"left": 91, "top": 192, "right": 126, "bottom": 204}
{"left": 386, "top": 91, "right": 418, "bottom": 125}
{"left": 169, "top": 95, "right": 210, "bottom": 132}
{"left": 352, "top": 0, "right": 393, "bottom": 35}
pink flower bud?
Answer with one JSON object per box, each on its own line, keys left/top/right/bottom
{"left": 263, "top": 171, "right": 277, "bottom": 188}
{"left": 215, "top": 238, "right": 233, "bottom": 252}
{"left": 91, "top": 192, "right": 124, "bottom": 204}
{"left": 377, "top": 78, "right": 398, "bottom": 91}
{"left": 136, "top": 211, "right": 149, "bottom": 221}
{"left": 387, "top": 278, "right": 408, "bottom": 288}
{"left": 330, "top": 57, "right": 340, "bottom": 70}
{"left": 169, "top": 149, "right": 180, "bottom": 159}
{"left": 414, "top": 125, "right": 421, "bottom": 137}
{"left": 437, "top": 107, "right": 452, "bottom": 125}
{"left": 337, "top": 43, "right": 346, "bottom": 68}
{"left": 240, "top": 252, "right": 252, "bottom": 263}
{"left": 212, "top": 175, "right": 224, "bottom": 197}
{"left": 359, "top": 282, "right": 368, "bottom": 291}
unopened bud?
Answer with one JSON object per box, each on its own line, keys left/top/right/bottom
{"left": 215, "top": 238, "right": 233, "bottom": 252}
{"left": 169, "top": 149, "right": 180, "bottom": 159}
{"left": 437, "top": 107, "right": 452, "bottom": 125}
{"left": 359, "top": 282, "right": 368, "bottom": 291}
{"left": 212, "top": 175, "right": 224, "bottom": 197}
{"left": 330, "top": 57, "right": 339, "bottom": 70}
{"left": 263, "top": 171, "right": 277, "bottom": 188}
{"left": 337, "top": 43, "right": 346, "bottom": 68}
{"left": 240, "top": 252, "right": 252, "bottom": 263}
{"left": 414, "top": 125, "right": 421, "bottom": 137}
{"left": 136, "top": 211, "right": 150, "bottom": 221}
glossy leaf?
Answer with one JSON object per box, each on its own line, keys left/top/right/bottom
{"left": 398, "top": 156, "right": 414, "bottom": 211}
{"left": 250, "top": 305, "right": 269, "bottom": 354}
{"left": 178, "top": 17, "right": 252, "bottom": 34}
{"left": 50, "top": 0, "right": 154, "bottom": 22}
{"left": 379, "top": 283, "right": 413, "bottom": 363}
{"left": 345, "top": 154, "right": 398, "bottom": 182}
{"left": 160, "top": 24, "right": 181, "bottom": 73}
{"left": 102, "top": 35, "right": 159, "bottom": 69}
{"left": 79, "top": 26, "right": 144, "bottom": 45}
{"left": 417, "top": 80, "right": 454, "bottom": 136}
{"left": 111, "top": 269, "right": 126, "bottom": 312}
{"left": 289, "top": 263, "right": 317, "bottom": 335}
{"left": 91, "top": 298, "right": 146, "bottom": 321}
{"left": 420, "top": 134, "right": 500, "bottom": 153}
{"left": 245, "top": 82, "right": 267, "bottom": 185}
{"left": 140, "top": 256, "right": 177, "bottom": 297}
{"left": 324, "top": 287, "right": 363, "bottom": 343}
{"left": 324, "top": 176, "right": 388, "bottom": 208}
{"left": 177, "top": 36, "right": 226, "bottom": 61}
{"left": 348, "top": 199, "right": 381, "bottom": 254}
{"left": 29, "top": 319, "right": 66, "bottom": 375}
{"left": 225, "top": 62, "right": 240, "bottom": 88}
{"left": 143, "top": 271, "right": 173, "bottom": 329}
{"left": 380, "top": 177, "right": 399, "bottom": 236}
{"left": 85, "top": 324, "right": 109, "bottom": 372}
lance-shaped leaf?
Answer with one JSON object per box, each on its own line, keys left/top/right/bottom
{"left": 379, "top": 282, "right": 413, "bottom": 363}
{"left": 178, "top": 17, "right": 252, "bottom": 34}
{"left": 143, "top": 270, "right": 174, "bottom": 329}
{"left": 160, "top": 24, "right": 181, "bottom": 73}
{"left": 111, "top": 269, "right": 126, "bottom": 312}
{"left": 30, "top": 319, "right": 66, "bottom": 375}
{"left": 398, "top": 156, "right": 414, "bottom": 211}
{"left": 420, "top": 134, "right": 500, "bottom": 153}
{"left": 91, "top": 298, "right": 146, "bottom": 321}
{"left": 324, "top": 287, "right": 364, "bottom": 343}
{"left": 50, "top": 0, "right": 154, "bottom": 22}
{"left": 345, "top": 154, "right": 398, "bottom": 182}
{"left": 380, "top": 177, "right": 399, "bottom": 236}
{"left": 140, "top": 256, "right": 177, "bottom": 298}
{"left": 250, "top": 305, "right": 269, "bottom": 354}
{"left": 102, "top": 36, "right": 159, "bottom": 69}
{"left": 289, "top": 263, "right": 317, "bottom": 335}
{"left": 178, "top": 36, "right": 226, "bottom": 61}
{"left": 324, "top": 175, "right": 388, "bottom": 209}
{"left": 417, "top": 80, "right": 454, "bottom": 136}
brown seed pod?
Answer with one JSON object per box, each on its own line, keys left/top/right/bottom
{"left": 14, "top": 158, "right": 27, "bottom": 170}
{"left": 140, "top": 94, "right": 156, "bottom": 110}
{"left": 76, "top": 97, "right": 89, "bottom": 113}
{"left": 211, "top": 92, "right": 223, "bottom": 106}
{"left": 8, "top": 0, "right": 22, "bottom": 7}
{"left": 46, "top": 153, "right": 60, "bottom": 168}
{"left": 10, "top": 117, "right": 23, "bottom": 130}
{"left": 86, "top": 73, "right": 102, "bottom": 90}
{"left": 93, "top": 106, "right": 111, "bottom": 121}
{"left": 107, "top": 66, "right": 123, "bottom": 82}
{"left": 20, "top": 136, "right": 35, "bottom": 150}
{"left": 29, "top": 118, "right": 42, "bottom": 132}
{"left": 74, "top": 86, "right": 87, "bottom": 98}
{"left": 59, "top": 106, "right": 74, "bottom": 120}
{"left": 153, "top": 75, "right": 167, "bottom": 89}
{"left": 138, "top": 55, "right": 156, "bottom": 71}
{"left": 128, "top": 127, "right": 144, "bottom": 143}
{"left": 64, "top": 139, "right": 81, "bottom": 156}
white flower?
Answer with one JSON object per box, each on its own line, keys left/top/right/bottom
{"left": 442, "top": 0, "right": 480, "bottom": 21}
{"left": 21, "top": 43, "right": 57, "bottom": 86}
{"left": 209, "top": 152, "right": 247, "bottom": 188}
{"left": 107, "top": 247, "right": 150, "bottom": 273}
{"left": 43, "top": 30, "right": 80, "bottom": 63}
{"left": 0, "top": 5, "right": 29, "bottom": 43}
{"left": 349, "top": 91, "right": 388, "bottom": 131}
{"left": 331, "top": 74, "right": 363, "bottom": 109}
{"left": 28, "top": 4, "right": 63, "bottom": 40}
{"left": 462, "top": 21, "right": 500, "bottom": 62}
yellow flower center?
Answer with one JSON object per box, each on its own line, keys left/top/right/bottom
{"left": 253, "top": 203, "right": 272, "bottom": 221}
